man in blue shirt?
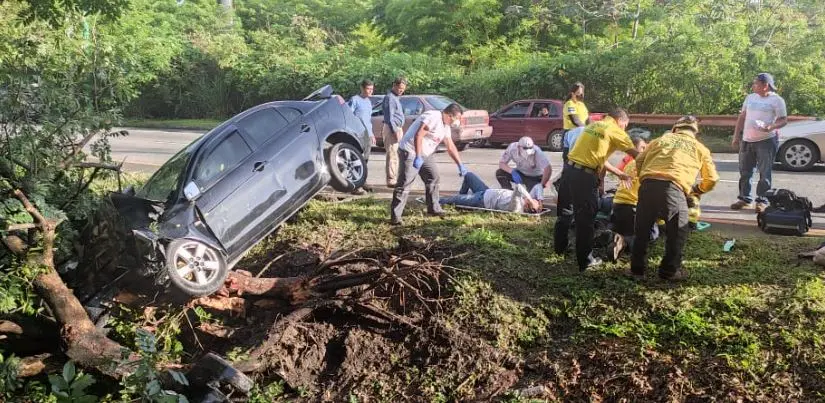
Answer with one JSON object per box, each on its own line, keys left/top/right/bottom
{"left": 348, "top": 79, "right": 376, "bottom": 194}
{"left": 381, "top": 76, "right": 407, "bottom": 187}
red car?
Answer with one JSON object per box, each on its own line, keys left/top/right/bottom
{"left": 488, "top": 99, "right": 605, "bottom": 151}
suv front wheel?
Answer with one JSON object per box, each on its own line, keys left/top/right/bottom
{"left": 166, "top": 239, "right": 229, "bottom": 297}
{"left": 326, "top": 142, "right": 368, "bottom": 192}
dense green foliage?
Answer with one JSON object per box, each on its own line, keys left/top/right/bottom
{"left": 124, "top": 0, "right": 825, "bottom": 118}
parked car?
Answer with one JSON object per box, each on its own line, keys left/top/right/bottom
{"left": 102, "top": 85, "right": 371, "bottom": 297}
{"left": 488, "top": 99, "right": 605, "bottom": 152}
{"left": 776, "top": 119, "right": 825, "bottom": 171}
{"left": 369, "top": 94, "right": 492, "bottom": 151}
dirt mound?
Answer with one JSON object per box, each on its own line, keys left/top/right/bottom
{"left": 194, "top": 238, "right": 521, "bottom": 401}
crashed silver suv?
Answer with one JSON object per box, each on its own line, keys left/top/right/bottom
{"left": 101, "top": 86, "right": 370, "bottom": 297}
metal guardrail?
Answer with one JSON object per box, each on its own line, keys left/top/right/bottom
{"left": 628, "top": 114, "right": 816, "bottom": 127}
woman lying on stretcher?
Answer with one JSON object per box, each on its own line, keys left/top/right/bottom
{"left": 439, "top": 172, "right": 544, "bottom": 213}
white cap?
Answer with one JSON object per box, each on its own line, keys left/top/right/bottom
{"left": 518, "top": 136, "right": 536, "bottom": 155}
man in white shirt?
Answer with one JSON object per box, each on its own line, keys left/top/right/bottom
{"left": 495, "top": 136, "right": 552, "bottom": 193}
{"left": 390, "top": 104, "right": 468, "bottom": 225}
{"left": 731, "top": 72, "right": 788, "bottom": 213}
{"left": 440, "top": 172, "right": 543, "bottom": 213}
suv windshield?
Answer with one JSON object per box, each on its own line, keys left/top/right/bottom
{"left": 425, "top": 96, "right": 467, "bottom": 112}
{"left": 136, "top": 149, "right": 191, "bottom": 202}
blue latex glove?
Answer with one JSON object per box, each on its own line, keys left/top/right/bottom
{"left": 413, "top": 156, "right": 424, "bottom": 169}
{"left": 511, "top": 170, "right": 523, "bottom": 184}
{"left": 458, "top": 164, "right": 468, "bottom": 176}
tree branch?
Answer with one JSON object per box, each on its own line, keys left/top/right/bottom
{"left": 73, "top": 161, "right": 123, "bottom": 171}
{"left": 5, "top": 223, "right": 38, "bottom": 231}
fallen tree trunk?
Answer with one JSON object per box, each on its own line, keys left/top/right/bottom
{"left": 5, "top": 189, "right": 139, "bottom": 379}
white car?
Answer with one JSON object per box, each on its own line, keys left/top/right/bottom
{"left": 776, "top": 119, "right": 825, "bottom": 171}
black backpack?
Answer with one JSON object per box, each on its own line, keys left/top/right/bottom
{"left": 757, "top": 189, "right": 813, "bottom": 236}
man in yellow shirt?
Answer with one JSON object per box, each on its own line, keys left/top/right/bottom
{"left": 609, "top": 137, "right": 658, "bottom": 261}
{"left": 561, "top": 82, "right": 591, "bottom": 162}
{"left": 554, "top": 108, "right": 639, "bottom": 272}
{"left": 630, "top": 116, "right": 719, "bottom": 281}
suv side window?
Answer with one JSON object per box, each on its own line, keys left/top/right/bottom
{"left": 193, "top": 130, "right": 252, "bottom": 188}
{"left": 400, "top": 98, "right": 424, "bottom": 115}
{"left": 277, "top": 107, "right": 302, "bottom": 123}
{"left": 237, "top": 109, "right": 288, "bottom": 145}
{"left": 499, "top": 103, "right": 529, "bottom": 118}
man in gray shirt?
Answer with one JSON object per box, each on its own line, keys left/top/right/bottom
{"left": 731, "top": 73, "right": 788, "bottom": 213}
{"left": 382, "top": 76, "right": 407, "bottom": 187}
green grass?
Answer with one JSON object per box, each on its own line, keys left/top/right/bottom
{"left": 262, "top": 197, "right": 825, "bottom": 400}
{"left": 122, "top": 118, "right": 223, "bottom": 131}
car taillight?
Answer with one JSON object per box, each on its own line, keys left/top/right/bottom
{"left": 484, "top": 114, "right": 489, "bottom": 125}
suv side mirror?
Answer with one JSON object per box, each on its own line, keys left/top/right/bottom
{"left": 183, "top": 181, "right": 201, "bottom": 201}
{"left": 123, "top": 185, "right": 136, "bottom": 196}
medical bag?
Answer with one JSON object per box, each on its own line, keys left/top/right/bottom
{"left": 757, "top": 188, "right": 813, "bottom": 236}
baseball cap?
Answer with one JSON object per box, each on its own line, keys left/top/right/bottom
{"left": 756, "top": 72, "right": 777, "bottom": 91}
{"left": 673, "top": 115, "right": 699, "bottom": 133}
{"left": 518, "top": 136, "right": 536, "bottom": 155}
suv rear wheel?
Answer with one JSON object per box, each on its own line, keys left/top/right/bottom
{"left": 326, "top": 142, "right": 368, "bottom": 192}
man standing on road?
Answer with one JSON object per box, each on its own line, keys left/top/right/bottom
{"left": 348, "top": 79, "right": 376, "bottom": 195}
{"left": 630, "top": 116, "right": 719, "bottom": 281}
{"left": 731, "top": 73, "right": 788, "bottom": 213}
{"left": 561, "top": 82, "right": 591, "bottom": 160}
{"left": 495, "top": 136, "right": 552, "bottom": 194}
{"left": 390, "top": 104, "right": 468, "bottom": 225}
{"left": 382, "top": 76, "right": 408, "bottom": 188}
{"left": 554, "top": 108, "right": 638, "bottom": 272}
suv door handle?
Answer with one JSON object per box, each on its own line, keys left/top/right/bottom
{"left": 300, "top": 124, "right": 311, "bottom": 133}
{"left": 253, "top": 161, "right": 267, "bottom": 172}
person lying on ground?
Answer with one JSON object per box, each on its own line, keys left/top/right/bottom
{"left": 440, "top": 172, "right": 543, "bottom": 214}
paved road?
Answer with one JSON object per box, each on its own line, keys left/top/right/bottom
{"left": 109, "top": 128, "right": 825, "bottom": 228}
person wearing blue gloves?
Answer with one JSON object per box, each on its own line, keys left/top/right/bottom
{"left": 390, "top": 103, "right": 467, "bottom": 225}
{"left": 495, "top": 136, "right": 552, "bottom": 193}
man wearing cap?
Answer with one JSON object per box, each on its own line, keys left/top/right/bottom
{"left": 390, "top": 103, "right": 468, "bottom": 225}
{"left": 554, "top": 108, "right": 638, "bottom": 272}
{"left": 731, "top": 73, "right": 788, "bottom": 213}
{"left": 630, "top": 116, "right": 719, "bottom": 281}
{"left": 496, "top": 136, "right": 552, "bottom": 193}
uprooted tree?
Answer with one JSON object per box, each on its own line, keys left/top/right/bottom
{"left": 0, "top": 3, "right": 496, "bottom": 400}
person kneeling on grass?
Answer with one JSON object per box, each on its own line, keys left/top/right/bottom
{"left": 439, "top": 172, "right": 543, "bottom": 214}
{"left": 608, "top": 136, "right": 660, "bottom": 261}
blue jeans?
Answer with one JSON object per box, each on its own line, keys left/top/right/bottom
{"left": 439, "top": 172, "right": 488, "bottom": 208}
{"left": 738, "top": 136, "right": 778, "bottom": 204}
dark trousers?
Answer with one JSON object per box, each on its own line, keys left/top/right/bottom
{"left": 611, "top": 203, "right": 659, "bottom": 250}
{"left": 495, "top": 168, "right": 542, "bottom": 191}
{"left": 390, "top": 149, "right": 442, "bottom": 222}
{"left": 553, "top": 164, "right": 600, "bottom": 269}
{"left": 631, "top": 179, "right": 690, "bottom": 277}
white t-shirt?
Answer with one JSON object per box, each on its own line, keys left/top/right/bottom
{"left": 482, "top": 184, "right": 543, "bottom": 212}
{"left": 401, "top": 111, "right": 450, "bottom": 158}
{"left": 741, "top": 92, "right": 787, "bottom": 142}
{"left": 499, "top": 143, "right": 550, "bottom": 177}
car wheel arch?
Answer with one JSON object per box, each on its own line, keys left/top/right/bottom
{"left": 323, "top": 131, "right": 364, "bottom": 153}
